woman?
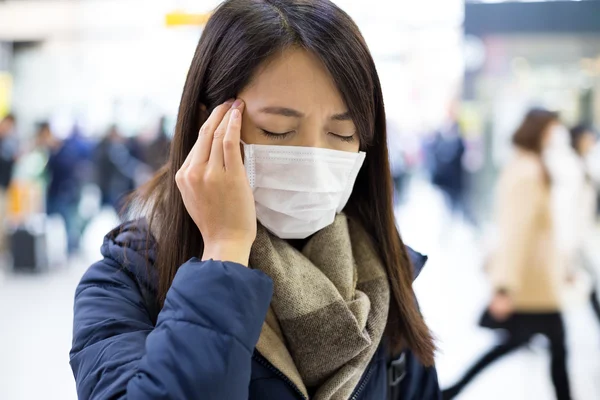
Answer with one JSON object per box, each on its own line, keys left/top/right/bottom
{"left": 69, "top": 1, "right": 440, "bottom": 399}
{"left": 570, "top": 124, "right": 599, "bottom": 323}
{"left": 442, "top": 109, "right": 572, "bottom": 400}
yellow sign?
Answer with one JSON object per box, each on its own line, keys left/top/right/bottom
{"left": 165, "top": 11, "right": 211, "bottom": 27}
{"left": 0, "top": 72, "right": 12, "bottom": 118}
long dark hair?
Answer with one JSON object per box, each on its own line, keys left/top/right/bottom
{"left": 134, "top": 0, "right": 434, "bottom": 365}
{"left": 512, "top": 108, "right": 558, "bottom": 185}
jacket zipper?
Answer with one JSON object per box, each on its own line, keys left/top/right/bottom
{"left": 253, "top": 352, "right": 307, "bottom": 400}
{"left": 349, "top": 362, "right": 375, "bottom": 400}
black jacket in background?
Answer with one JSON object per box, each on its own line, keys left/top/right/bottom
{"left": 0, "top": 136, "right": 17, "bottom": 189}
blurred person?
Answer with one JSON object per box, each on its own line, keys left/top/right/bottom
{"left": 443, "top": 109, "right": 572, "bottom": 400}
{"left": 569, "top": 124, "right": 600, "bottom": 324}
{"left": 544, "top": 122, "right": 583, "bottom": 280}
{"left": 430, "top": 121, "right": 465, "bottom": 211}
{"left": 94, "top": 125, "right": 143, "bottom": 214}
{"left": 45, "top": 124, "right": 91, "bottom": 254}
{"left": 143, "top": 116, "right": 171, "bottom": 172}
{"left": 13, "top": 122, "right": 59, "bottom": 205}
{"left": 569, "top": 124, "right": 596, "bottom": 160}
{"left": 6, "top": 123, "right": 59, "bottom": 271}
{"left": 69, "top": 1, "right": 442, "bottom": 399}
{"left": 545, "top": 122, "right": 599, "bottom": 321}
{"left": 387, "top": 123, "right": 409, "bottom": 205}
{"left": 33, "top": 122, "right": 60, "bottom": 180}
{"left": 585, "top": 135, "right": 600, "bottom": 215}
{"left": 0, "top": 113, "right": 17, "bottom": 186}
{"left": 0, "top": 113, "right": 18, "bottom": 252}
{"left": 428, "top": 119, "right": 477, "bottom": 227}
{"left": 127, "top": 133, "right": 155, "bottom": 189}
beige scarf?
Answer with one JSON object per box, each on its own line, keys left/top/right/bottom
{"left": 250, "top": 214, "right": 390, "bottom": 400}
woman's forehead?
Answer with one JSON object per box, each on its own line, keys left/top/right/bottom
{"left": 240, "top": 48, "right": 347, "bottom": 115}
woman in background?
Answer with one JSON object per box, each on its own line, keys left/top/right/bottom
{"left": 443, "top": 109, "right": 571, "bottom": 400}
{"left": 570, "top": 124, "right": 599, "bottom": 324}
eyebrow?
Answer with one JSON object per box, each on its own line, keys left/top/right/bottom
{"left": 259, "top": 107, "right": 352, "bottom": 121}
{"left": 259, "top": 107, "right": 303, "bottom": 118}
{"left": 331, "top": 111, "right": 352, "bottom": 121}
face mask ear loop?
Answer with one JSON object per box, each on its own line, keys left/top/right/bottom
{"left": 241, "top": 142, "right": 256, "bottom": 189}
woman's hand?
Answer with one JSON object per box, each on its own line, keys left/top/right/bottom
{"left": 175, "top": 99, "right": 256, "bottom": 266}
{"left": 489, "top": 291, "right": 514, "bottom": 321}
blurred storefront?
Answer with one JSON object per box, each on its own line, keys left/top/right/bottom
{"left": 335, "top": 0, "right": 464, "bottom": 134}
{"left": 337, "top": 0, "right": 465, "bottom": 187}
{"left": 463, "top": 0, "right": 600, "bottom": 218}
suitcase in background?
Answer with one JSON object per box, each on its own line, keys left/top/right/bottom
{"left": 9, "top": 215, "right": 49, "bottom": 272}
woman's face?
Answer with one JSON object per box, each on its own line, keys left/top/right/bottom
{"left": 238, "top": 48, "right": 360, "bottom": 153}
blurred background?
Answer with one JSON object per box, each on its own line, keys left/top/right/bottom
{"left": 0, "top": 0, "right": 599, "bottom": 399}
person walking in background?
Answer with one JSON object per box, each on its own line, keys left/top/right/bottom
{"left": 442, "top": 109, "right": 572, "bottom": 400}
{"left": 544, "top": 121, "right": 584, "bottom": 284}
{"left": 143, "top": 116, "right": 171, "bottom": 172}
{"left": 427, "top": 115, "right": 479, "bottom": 229}
{"left": 430, "top": 120, "right": 466, "bottom": 218}
{"left": 0, "top": 113, "right": 17, "bottom": 187}
{"left": 584, "top": 129, "right": 600, "bottom": 216}
{"left": 45, "top": 124, "right": 91, "bottom": 255}
{"left": 0, "top": 113, "right": 18, "bottom": 253}
{"left": 94, "top": 125, "right": 143, "bottom": 214}
{"left": 32, "top": 122, "right": 59, "bottom": 191}
{"left": 569, "top": 124, "right": 600, "bottom": 324}
{"left": 387, "top": 122, "right": 409, "bottom": 205}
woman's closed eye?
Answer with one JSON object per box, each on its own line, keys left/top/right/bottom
{"left": 260, "top": 129, "right": 355, "bottom": 143}
{"left": 260, "top": 129, "right": 295, "bottom": 140}
{"left": 328, "top": 132, "right": 356, "bottom": 143}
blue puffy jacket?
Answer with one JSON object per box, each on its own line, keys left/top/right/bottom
{"left": 70, "top": 222, "right": 441, "bottom": 399}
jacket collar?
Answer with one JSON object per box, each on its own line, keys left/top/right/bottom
{"left": 406, "top": 246, "right": 428, "bottom": 281}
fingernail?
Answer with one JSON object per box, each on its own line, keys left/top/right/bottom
{"left": 224, "top": 99, "right": 235, "bottom": 105}
{"left": 232, "top": 99, "right": 243, "bottom": 108}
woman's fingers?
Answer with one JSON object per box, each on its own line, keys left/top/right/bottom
{"left": 175, "top": 99, "right": 256, "bottom": 264}
{"left": 209, "top": 99, "right": 243, "bottom": 169}
{"left": 190, "top": 100, "right": 234, "bottom": 166}
{"left": 208, "top": 111, "right": 230, "bottom": 168}
{"left": 224, "top": 102, "right": 245, "bottom": 172}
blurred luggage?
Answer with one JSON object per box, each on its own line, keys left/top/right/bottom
{"left": 9, "top": 215, "right": 48, "bottom": 272}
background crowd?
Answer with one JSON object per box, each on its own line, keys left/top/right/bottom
{"left": 1, "top": 0, "right": 600, "bottom": 399}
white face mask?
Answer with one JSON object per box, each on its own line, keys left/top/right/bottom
{"left": 547, "top": 124, "right": 570, "bottom": 150}
{"left": 242, "top": 143, "right": 366, "bottom": 239}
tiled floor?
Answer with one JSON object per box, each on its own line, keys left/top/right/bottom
{"left": 1, "top": 183, "right": 599, "bottom": 399}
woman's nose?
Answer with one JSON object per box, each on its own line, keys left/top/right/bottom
{"left": 295, "top": 130, "right": 328, "bottom": 149}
